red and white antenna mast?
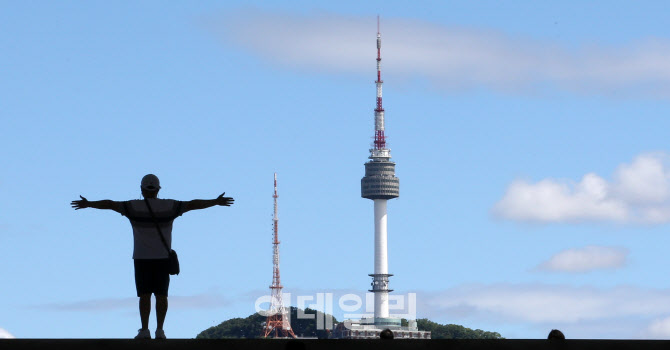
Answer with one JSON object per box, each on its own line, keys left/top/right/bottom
{"left": 263, "top": 173, "right": 296, "bottom": 338}
{"left": 373, "top": 15, "right": 386, "bottom": 151}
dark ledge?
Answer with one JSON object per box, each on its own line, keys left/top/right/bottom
{"left": 2, "top": 339, "right": 670, "bottom": 350}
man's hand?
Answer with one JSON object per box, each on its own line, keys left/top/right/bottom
{"left": 216, "top": 192, "right": 234, "bottom": 206}
{"left": 71, "top": 195, "right": 89, "bottom": 210}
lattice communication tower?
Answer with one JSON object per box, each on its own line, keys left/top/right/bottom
{"left": 262, "top": 173, "right": 296, "bottom": 338}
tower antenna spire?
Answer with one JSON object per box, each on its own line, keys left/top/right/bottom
{"left": 373, "top": 15, "right": 386, "bottom": 151}
{"left": 262, "top": 173, "right": 296, "bottom": 338}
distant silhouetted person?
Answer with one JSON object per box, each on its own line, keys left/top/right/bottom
{"left": 71, "top": 174, "right": 234, "bottom": 339}
{"left": 380, "top": 328, "right": 394, "bottom": 339}
{"left": 548, "top": 329, "right": 565, "bottom": 339}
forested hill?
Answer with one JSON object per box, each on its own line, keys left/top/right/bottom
{"left": 196, "top": 307, "right": 503, "bottom": 339}
{"left": 196, "top": 307, "right": 334, "bottom": 339}
{"left": 413, "top": 319, "right": 503, "bottom": 339}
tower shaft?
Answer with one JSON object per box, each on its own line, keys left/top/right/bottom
{"left": 263, "top": 173, "right": 296, "bottom": 338}
{"left": 373, "top": 199, "right": 388, "bottom": 275}
{"left": 373, "top": 199, "right": 390, "bottom": 318}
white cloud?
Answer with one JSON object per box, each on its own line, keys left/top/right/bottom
{"left": 38, "top": 297, "right": 136, "bottom": 311}
{"left": 493, "top": 174, "right": 627, "bottom": 223}
{"left": 645, "top": 317, "right": 670, "bottom": 339}
{"left": 537, "top": 246, "right": 628, "bottom": 272}
{"left": 36, "top": 292, "right": 230, "bottom": 312}
{"left": 424, "top": 284, "right": 656, "bottom": 323}
{"left": 0, "top": 328, "right": 15, "bottom": 339}
{"left": 206, "top": 9, "right": 670, "bottom": 98}
{"left": 614, "top": 154, "right": 670, "bottom": 203}
{"left": 494, "top": 152, "right": 670, "bottom": 223}
{"left": 418, "top": 284, "right": 670, "bottom": 338}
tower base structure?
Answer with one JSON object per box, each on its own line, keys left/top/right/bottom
{"left": 332, "top": 318, "right": 431, "bottom": 339}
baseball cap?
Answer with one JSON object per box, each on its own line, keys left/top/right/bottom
{"left": 141, "top": 174, "right": 161, "bottom": 191}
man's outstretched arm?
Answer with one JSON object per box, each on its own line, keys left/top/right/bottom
{"left": 182, "top": 192, "right": 234, "bottom": 214}
{"left": 71, "top": 195, "right": 123, "bottom": 214}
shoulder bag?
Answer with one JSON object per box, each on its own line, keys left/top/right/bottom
{"left": 144, "top": 198, "right": 180, "bottom": 275}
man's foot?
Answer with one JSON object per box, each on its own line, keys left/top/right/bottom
{"left": 135, "top": 328, "right": 151, "bottom": 339}
{"left": 155, "top": 329, "right": 166, "bottom": 340}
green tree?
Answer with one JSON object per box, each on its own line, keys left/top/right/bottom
{"left": 415, "top": 319, "right": 503, "bottom": 339}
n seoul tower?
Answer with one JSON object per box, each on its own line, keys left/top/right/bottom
{"left": 360, "top": 17, "right": 400, "bottom": 328}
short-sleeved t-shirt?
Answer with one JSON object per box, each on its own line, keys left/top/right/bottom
{"left": 119, "top": 198, "right": 185, "bottom": 259}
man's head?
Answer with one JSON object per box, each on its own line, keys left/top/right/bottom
{"left": 380, "top": 328, "right": 394, "bottom": 339}
{"left": 141, "top": 174, "right": 160, "bottom": 198}
{"left": 547, "top": 329, "right": 565, "bottom": 339}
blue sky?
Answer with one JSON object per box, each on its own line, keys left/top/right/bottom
{"left": 4, "top": 0, "right": 670, "bottom": 340}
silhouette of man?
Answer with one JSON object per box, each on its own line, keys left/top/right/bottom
{"left": 380, "top": 328, "right": 394, "bottom": 339}
{"left": 71, "top": 174, "right": 234, "bottom": 339}
{"left": 547, "top": 329, "right": 565, "bottom": 339}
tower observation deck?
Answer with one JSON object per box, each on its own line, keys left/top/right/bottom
{"left": 361, "top": 161, "right": 399, "bottom": 200}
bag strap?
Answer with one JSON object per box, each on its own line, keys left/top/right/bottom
{"left": 144, "top": 198, "right": 171, "bottom": 254}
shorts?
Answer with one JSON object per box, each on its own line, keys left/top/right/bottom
{"left": 134, "top": 259, "right": 170, "bottom": 297}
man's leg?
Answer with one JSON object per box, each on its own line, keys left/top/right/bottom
{"left": 139, "top": 293, "right": 152, "bottom": 330}
{"left": 156, "top": 295, "right": 168, "bottom": 330}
